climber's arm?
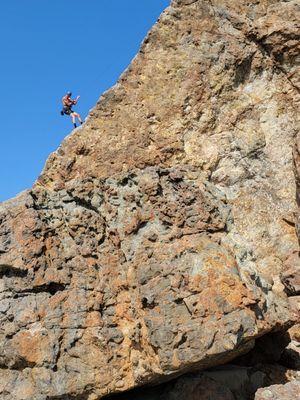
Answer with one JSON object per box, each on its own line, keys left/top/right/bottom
{"left": 72, "top": 96, "right": 80, "bottom": 105}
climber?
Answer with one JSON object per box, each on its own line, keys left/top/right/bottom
{"left": 61, "top": 91, "right": 83, "bottom": 128}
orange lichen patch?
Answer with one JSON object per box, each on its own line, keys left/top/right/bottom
{"left": 115, "top": 292, "right": 132, "bottom": 319}
{"left": 85, "top": 311, "right": 103, "bottom": 328}
{"left": 11, "top": 326, "right": 53, "bottom": 366}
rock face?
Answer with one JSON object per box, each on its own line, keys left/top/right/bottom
{"left": 0, "top": 0, "right": 299, "bottom": 399}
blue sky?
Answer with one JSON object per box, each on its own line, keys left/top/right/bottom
{"left": 0, "top": 0, "right": 170, "bottom": 202}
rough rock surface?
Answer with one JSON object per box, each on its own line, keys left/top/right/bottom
{"left": 255, "top": 380, "right": 300, "bottom": 400}
{"left": 0, "top": 0, "right": 299, "bottom": 399}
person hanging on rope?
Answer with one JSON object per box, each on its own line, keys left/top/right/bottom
{"left": 61, "top": 91, "right": 83, "bottom": 128}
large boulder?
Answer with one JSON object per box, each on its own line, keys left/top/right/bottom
{"left": 0, "top": 0, "right": 299, "bottom": 399}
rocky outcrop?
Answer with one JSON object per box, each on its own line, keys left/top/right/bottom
{"left": 0, "top": 0, "right": 299, "bottom": 399}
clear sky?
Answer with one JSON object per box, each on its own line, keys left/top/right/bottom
{"left": 0, "top": 0, "right": 170, "bottom": 202}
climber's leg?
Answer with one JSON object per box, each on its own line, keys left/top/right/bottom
{"left": 71, "top": 113, "right": 77, "bottom": 128}
{"left": 73, "top": 112, "right": 83, "bottom": 125}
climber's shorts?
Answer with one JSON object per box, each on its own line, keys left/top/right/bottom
{"left": 63, "top": 106, "right": 73, "bottom": 116}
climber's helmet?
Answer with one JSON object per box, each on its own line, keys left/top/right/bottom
{"left": 66, "top": 91, "right": 72, "bottom": 97}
